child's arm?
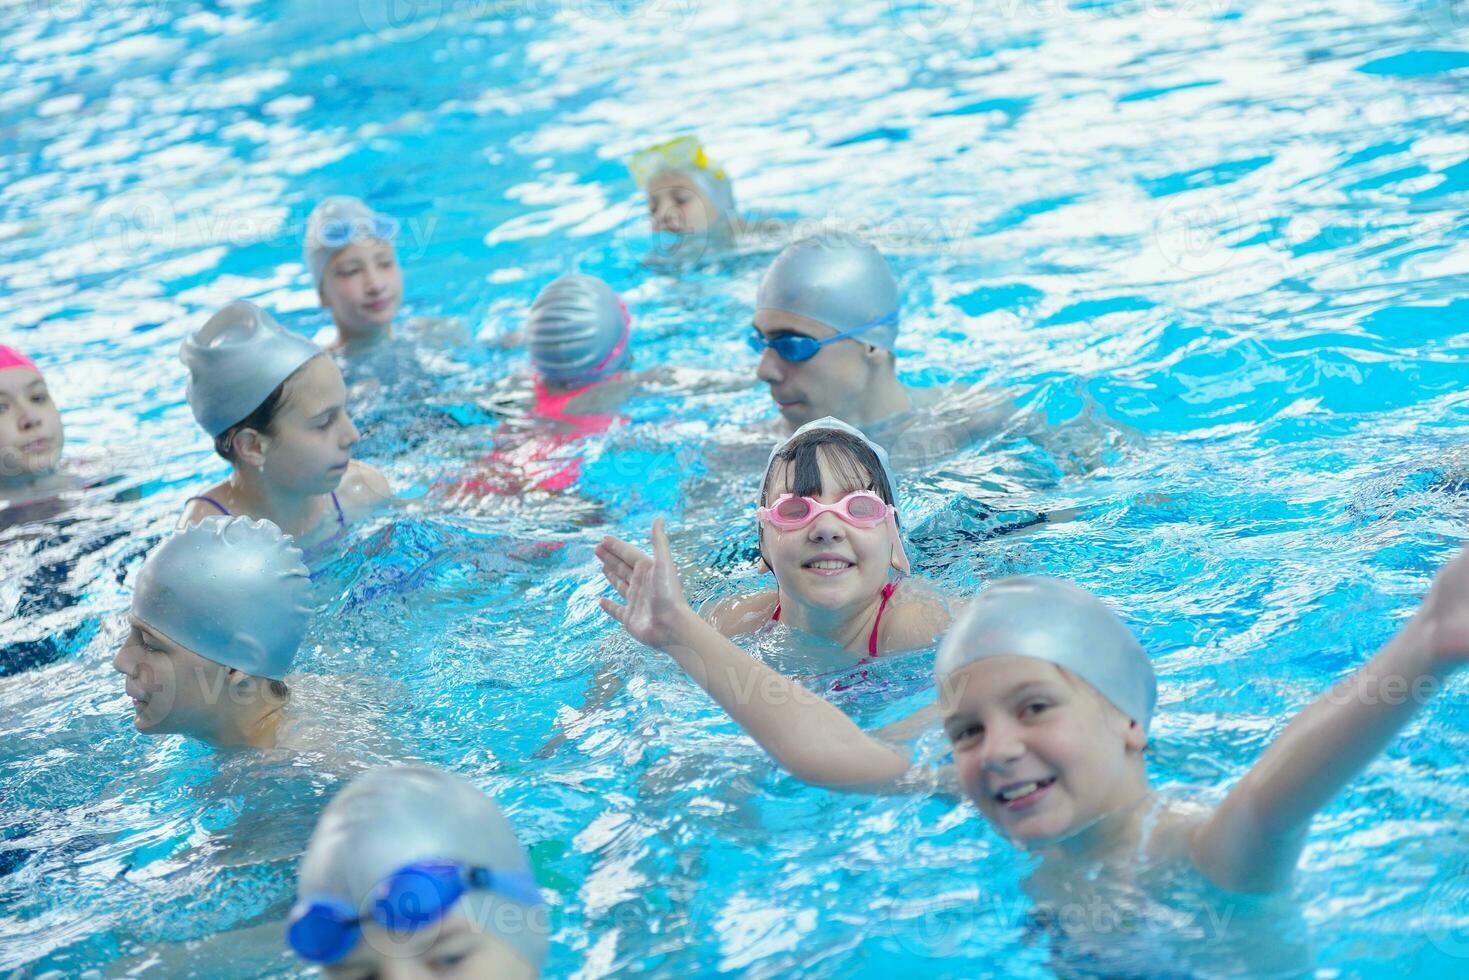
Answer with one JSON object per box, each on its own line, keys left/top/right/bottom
{"left": 597, "top": 519, "right": 917, "bottom": 790}
{"left": 1192, "top": 545, "right": 1469, "bottom": 893}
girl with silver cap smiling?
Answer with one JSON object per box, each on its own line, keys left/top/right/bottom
{"left": 178, "top": 300, "right": 390, "bottom": 547}
{"left": 598, "top": 518, "right": 1469, "bottom": 909}
{"left": 288, "top": 765, "right": 548, "bottom": 976}
{"left": 113, "top": 516, "right": 313, "bottom": 749}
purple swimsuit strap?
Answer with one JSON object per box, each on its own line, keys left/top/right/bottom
{"left": 184, "top": 495, "right": 230, "bottom": 516}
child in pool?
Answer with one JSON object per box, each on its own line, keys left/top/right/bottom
{"left": 113, "top": 516, "right": 313, "bottom": 750}
{"left": 610, "top": 417, "right": 952, "bottom": 666}
{"left": 459, "top": 274, "right": 643, "bottom": 496}
{"left": 630, "top": 135, "right": 742, "bottom": 254}
{"left": 288, "top": 765, "right": 548, "bottom": 977}
{"left": 304, "top": 196, "right": 405, "bottom": 354}
{"left": 178, "top": 300, "right": 390, "bottom": 547}
{"left": 0, "top": 345, "right": 69, "bottom": 505}
{"left": 600, "top": 523, "right": 1469, "bottom": 904}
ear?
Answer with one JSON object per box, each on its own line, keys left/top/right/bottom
{"left": 888, "top": 514, "right": 911, "bottom": 575}
{"left": 232, "top": 427, "right": 269, "bottom": 469}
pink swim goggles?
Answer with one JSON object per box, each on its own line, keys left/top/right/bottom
{"left": 757, "top": 490, "right": 894, "bottom": 530}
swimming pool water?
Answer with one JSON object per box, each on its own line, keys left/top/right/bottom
{"left": 2, "top": 0, "right": 1467, "bottom": 975}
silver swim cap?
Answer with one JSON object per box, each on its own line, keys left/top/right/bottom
{"left": 526, "top": 274, "right": 631, "bottom": 386}
{"left": 756, "top": 234, "right": 900, "bottom": 351}
{"left": 131, "top": 517, "right": 313, "bottom": 681}
{"left": 304, "top": 195, "right": 400, "bottom": 292}
{"left": 934, "top": 577, "right": 1156, "bottom": 733}
{"left": 763, "top": 416, "right": 899, "bottom": 506}
{"left": 181, "top": 300, "right": 321, "bottom": 437}
{"left": 296, "top": 765, "right": 548, "bottom": 970}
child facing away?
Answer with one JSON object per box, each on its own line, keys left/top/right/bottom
{"left": 597, "top": 517, "right": 1467, "bottom": 962}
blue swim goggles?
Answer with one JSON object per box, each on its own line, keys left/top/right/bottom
{"left": 286, "top": 858, "right": 543, "bottom": 965}
{"left": 316, "top": 213, "right": 400, "bottom": 249}
{"left": 746, "top": 310, "right": 898, "bottom": 363}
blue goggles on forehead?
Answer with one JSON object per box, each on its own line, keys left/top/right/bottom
{"left": 286, "top": 858, "right": 543, "bottom": 965}
{"left": 317, "top": 213, "right": 400, "bottom": 250}
{"left": 746, "top": 309, "right": 898, "bottom": 363}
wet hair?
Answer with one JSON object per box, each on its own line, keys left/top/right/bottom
{"left": 208, "top": 336, "right": 331, "bottom": 466}
{"left": 761, "top": 427, "right": 898, "bottom": 525}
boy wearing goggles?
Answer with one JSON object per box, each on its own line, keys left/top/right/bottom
{"left": 289, "top": 766, "right": 548, "bottom": 976}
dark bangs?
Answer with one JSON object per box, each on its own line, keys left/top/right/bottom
{"left": 762, "top": 428, "right": 896, "bottom": 509}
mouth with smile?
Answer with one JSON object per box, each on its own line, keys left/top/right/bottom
{"left": 802, "top": 553, "right": 855, "bottom": 576}
{"left": 23, "top": 437, "right": 51, "bottom": 452}
{"left": 993, "top": 777, "right": 1057, "bottom": 811}
{"left": 362, "top": 297, "right": 394, "bottom": 315}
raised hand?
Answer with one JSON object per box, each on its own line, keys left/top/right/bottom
{"left": 596, "top": 517, "right": 695, "bottom": 651}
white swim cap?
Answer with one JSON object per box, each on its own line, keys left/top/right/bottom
{"left": 756, "top": 234, "right": 900, "bottom": 351}
{"left": 296, "top": 765, "right": 548, "bottom": 970}
{"left": 526, "top": 274, "right": 631, "bottom": 386}
{"left": 181, "top": 300, "right": 321, "bottom": 438}
{"left": 131, "top": 517, "right": 312, "bottom": 681}
{"left": 628, "top": 135, "right": 736, "bottom": 220}
{"left": 935, "top": 577, "right": 1156, "bottom": 733}
{"left": 763, "top": 416, "right": 899, "bottom": 507}
{"left": 303, "top": 195, "right": 400, "bottom": 293}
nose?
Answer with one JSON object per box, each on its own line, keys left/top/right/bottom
{"left": 377, "top": 956, "right": 433, "bottom": 980}
{"left": 977, "top": 719, "right": 1026, "bottom": 772}
{"left": 340, "top": 413, "right": 360, "bottom": 450}
{"left": 362, "top": 264, "right": 383, "bottom": 295}
{"left": 15, "top": 403, "right": 39, "bottom": 429}
{"left": 755, "top": 347, "right": 785, "bottom": 384}
{"left": 112, "top": 641, "right": 136, "bottom": 676}
{"left": 805, "top": 510, "right": 847, "bottom": 543}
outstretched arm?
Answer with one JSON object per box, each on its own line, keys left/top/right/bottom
{"left": 597, "top": 519, "right": 916, "bottom": 791}
{"left": 1192, "top": 544, "right": 1469, "bottom": 893}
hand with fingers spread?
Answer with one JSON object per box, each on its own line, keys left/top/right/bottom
{"left": 596, "top": 517, "right": 698, "bottom": 651}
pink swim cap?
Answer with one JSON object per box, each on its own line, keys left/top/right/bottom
{"left": 0, "top": 345, "right": 39, "bottom": 374}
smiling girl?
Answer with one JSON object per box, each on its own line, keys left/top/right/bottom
{"left": 601, "top": 417, "right": 952, "bottom": 668}
{"left": 304, "top": 196, "right": 404, "bottom": 353}
{"left": 177, "top": 300, "right": 390, "bottom": 548}
{"left": 0, "top": 345, "right": 67, "bottom": 505}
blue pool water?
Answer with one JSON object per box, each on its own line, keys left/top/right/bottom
{"left": 2, "top": 0, "right": 1468, "bottom": 975}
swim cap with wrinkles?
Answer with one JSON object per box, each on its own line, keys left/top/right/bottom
{"left": 0, "top": 345, "right": 39, "bottom": 374}
{"left": 629, "top": 135, "right": 736, "bottom": 220}
{"left": 756, "top": 234, "right": 900, "bottom": 351}
{"left": 304, "top": 196, "right": 399, "bottom": 292}
{"left": 297, "top": 765, "right": 548, "bottom": 970}
{"left": 181, "top": 300, "right": 321, "bottom": 437}
{"left": 526, "top": 274, "right": 631, "bottom": 387}
{"left": 934, "top": 577, "right": 1156, "bottom": 733}
{"left": 131, "top": 517, "right": 313, "bottom": 681}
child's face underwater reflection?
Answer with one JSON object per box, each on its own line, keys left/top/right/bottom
{"left": 942, "top": 657, "right": 1148, "bottom": 849}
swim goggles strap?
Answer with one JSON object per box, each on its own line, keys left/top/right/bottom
{"left": 747, "top": 309, "right": 899, "bottom": 363}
